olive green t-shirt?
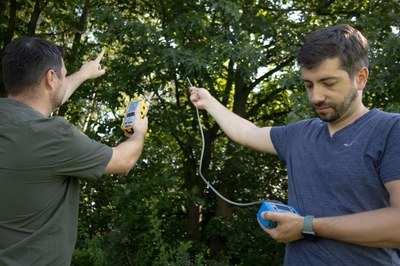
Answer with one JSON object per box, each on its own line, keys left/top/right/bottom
{"left": 0, "top": 98, "right": 113, "bottom": 265}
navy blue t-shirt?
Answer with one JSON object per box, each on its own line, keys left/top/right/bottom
{"left": 271, "top": 109, "right": 400, "bottom": 265}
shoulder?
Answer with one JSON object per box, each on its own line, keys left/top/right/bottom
{"left": 369, "top": 108, "right": 400, "bottom": 120}
{"left": 25, "top": 115, "right": 76, "bottom": 139}
{"left": 365, "top": 109, "right": 400, "bottom": 129}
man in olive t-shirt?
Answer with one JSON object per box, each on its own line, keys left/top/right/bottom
{"left": 0, "top": 98, "right": 112, "bottom": 265}
{"left": 0, "top": 37, "right": 148, "bottom": 265}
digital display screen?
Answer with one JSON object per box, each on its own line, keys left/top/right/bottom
{"left": 276, "top": 204, "right": 292, "bottom": 212}
{"left": 127, "top": 101, "right": 139, "bottom": 112}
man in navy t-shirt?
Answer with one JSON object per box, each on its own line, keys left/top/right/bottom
{"left": 189, "top": 24, "right": 400, "bottom": 265}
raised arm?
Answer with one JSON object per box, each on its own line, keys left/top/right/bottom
{"left": 62, "top": 50, "right": 106, "bottom": 104}
{"left": 189, "top": 87, "right": 276, "bottom": 154}
{"left": 104, "top": 104, "right": 148, "bottom": 175}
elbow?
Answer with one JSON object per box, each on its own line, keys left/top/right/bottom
{"left": 122, "top": 161, "right": 136, "bottom": 175}
{"left": 114, "top": 164, "right": 133, "bottom": 175}
{"left": 104, "top": 158, "right": 138, "bottom": 175}
{"left": 386, "top": 234, "right": 400, "bottom": 248}
{"left": 106, "top": 143, "right": 144, "bottom": 175}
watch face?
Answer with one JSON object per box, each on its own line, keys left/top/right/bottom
{"left": 302, "top": 232, "right": 318, "bottom": 242}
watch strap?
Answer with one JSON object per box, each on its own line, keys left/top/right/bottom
{"left": 303, "top": 215, "right": 314, "bottom": 233}
{"left": 302, "top": 215, "right": 318, "bottom": 241}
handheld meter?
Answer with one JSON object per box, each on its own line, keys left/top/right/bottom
{"left": 121, "top": 99, "right": 149, "bottom": 137}
{"left": 257, "top": 201, "right": 300, "bottom": 228}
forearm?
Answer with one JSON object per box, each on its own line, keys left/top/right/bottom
{"left": 205, "top": 96, "right": 258, "bottom": 145}
{"left": 62, "top": 71, "right": 88, "bottom": 104}
{"left": 105, "top": 133, "right": 146, "bottom": 175}
{"left": 190, "top": 87, "right": 275, "bottom": 153}
{"left": 313, "top": 207, "right": 400, "bottom": 248}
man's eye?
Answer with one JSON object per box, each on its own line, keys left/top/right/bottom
{"left": 324, "top": 82, "right": 335, "bottom": 87}
{"left": 304, "top": 83, "right": 313, "bottom": 90}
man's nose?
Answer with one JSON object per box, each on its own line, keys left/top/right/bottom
{"left": 308, "top": 86, "right": 326, "bottom": 105}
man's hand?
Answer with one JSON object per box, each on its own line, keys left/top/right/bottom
{"left": 258, "top": 211, "right": 304, "bottom": 243}
{"left": 62, "top": 50, "right": 106, "bottom": 105}
{"left": 78, "top": 50, "right": 106, "bottom": 80}
{"left": 131, "top": 103, "right": 148, "bottom": 138}
{"left": 189, "top": 87, "right": 213, "bottom": 110}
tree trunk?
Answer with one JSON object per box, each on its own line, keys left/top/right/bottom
{"left": 0, "top": 0, "right": 17, "bottom": 97}
{"left": 27, "top": 0, "right": 48, "bottom": 35}
{"left": 209, "top": 71, "right": 251, "bottom": 259}
{"left": 71, "top": 0, "right": 90, "bottom": 56}
{"left": 185, "top": 152, "right": 205, "bottom": 243}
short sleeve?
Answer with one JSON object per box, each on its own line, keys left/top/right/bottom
{"left": 377, "top": 117, "right": 400, "bottom": 184}
{"left": 51, "top": 117, "right": 113, "bottom": 180}
{"left": 270, "top": 125, "right": 288, "bottom": 165}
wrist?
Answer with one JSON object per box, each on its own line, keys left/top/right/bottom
{"left": 302, "top": 215, "right": 318, "bottom": 241}
{"left": 131, "top": 131, "right": 146, "bottom": 140}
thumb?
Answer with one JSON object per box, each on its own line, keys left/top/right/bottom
{"left": 262, "top": 211, "right": 280, "bottom": 222}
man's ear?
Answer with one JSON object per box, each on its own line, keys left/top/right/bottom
{"left": 356, "top": 67, "right": 369, "bottom": 90}
{"left": 44, "top": 69, "right": 57, "bottom": 90}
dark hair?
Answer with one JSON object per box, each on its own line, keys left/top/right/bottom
{"left": 2, "top": 36, "right": 65, "bottom": 96}
{"left": 297, "top": 24, "right": 369, "bottom": 78}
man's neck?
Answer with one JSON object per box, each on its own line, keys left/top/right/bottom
{"left": 327, "top": 105, "right": 369, "bottom": 137}
{"left": 328, "top": 104, "right": 369, "bottom": 137}
{"left": 8, "top": 93, "right": 51, "bottom": 117}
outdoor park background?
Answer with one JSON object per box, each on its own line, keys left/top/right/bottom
{"left": 0, "top": 0, "right": 399, "bottom": 265}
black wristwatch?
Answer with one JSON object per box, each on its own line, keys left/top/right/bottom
{"left": 302, "top": 215, "right": 318, "bottom": 241}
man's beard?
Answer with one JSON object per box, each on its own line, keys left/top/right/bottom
{"left": 312, "top": 85, "right": 358, "bottom": 122}
{"left": 50, "top": 87, "right": 64, "bottom": 112}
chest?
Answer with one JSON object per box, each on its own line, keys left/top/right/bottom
{"left": 286, "top": 125, "right": 389, "bottom": 215}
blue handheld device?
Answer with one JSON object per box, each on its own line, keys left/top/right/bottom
{"left": 257, "top": 201, "right": 301, "bottom": 228}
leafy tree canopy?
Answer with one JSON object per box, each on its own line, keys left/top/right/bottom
{"left": 0, "top": 0, "right": 399, "bottom": 265}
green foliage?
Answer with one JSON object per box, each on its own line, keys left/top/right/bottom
{"left": 1, "top": 0, "right": 399, "bottom": 265}
{"left": 72, "top": 236, "right": 107, "bottom": 266}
